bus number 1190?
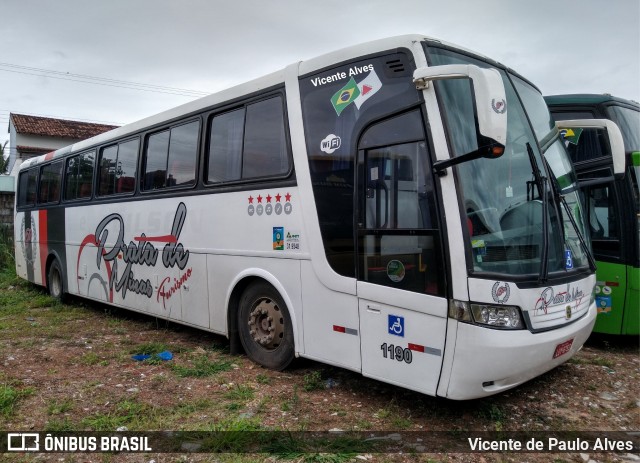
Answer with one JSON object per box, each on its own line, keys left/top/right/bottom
{"left": 381, "top": 343, "right": 413, "bottom": 364}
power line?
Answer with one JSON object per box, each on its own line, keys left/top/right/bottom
{"left": 0, "top": 62, "right": 211, "bottom": 97}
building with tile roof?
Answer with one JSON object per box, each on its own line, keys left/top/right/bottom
{"left": 5, "top": 113, "right": 118, "bottom": 179}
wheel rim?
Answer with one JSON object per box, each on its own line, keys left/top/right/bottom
{"left": 247, "top": 297, "right": 284, "bottom": 350}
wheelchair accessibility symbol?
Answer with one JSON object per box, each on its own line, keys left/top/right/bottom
{"left": 388, "top": 315, "right": 404, "bottom": 337}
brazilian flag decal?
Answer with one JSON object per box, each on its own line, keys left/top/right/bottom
{"left": 560, "top": 127, "right": 583, "bottom": 145}
{"left": 331, "top": 77, "right": 360, "bottom": 115}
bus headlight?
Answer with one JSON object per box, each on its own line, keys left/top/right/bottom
{"left": 470, "top": 303, "right": 524, "bottom": 329}
{"left": 449, "top": 300, "right": 525, "bottom": 329}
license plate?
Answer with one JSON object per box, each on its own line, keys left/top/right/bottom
{"left": 553, "top": 339, "right": 574, "bottom": 359}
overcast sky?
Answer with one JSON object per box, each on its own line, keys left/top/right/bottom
{"left": 2, "top": 0, "right": 639, "bottom": 153}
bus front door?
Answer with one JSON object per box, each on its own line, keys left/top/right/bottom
{"left": 355, "top": 127, "right": 447, "bottom": 395}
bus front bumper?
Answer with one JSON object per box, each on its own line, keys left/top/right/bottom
{"left": 441, "top": 302, "right": 596, "bottom": 400}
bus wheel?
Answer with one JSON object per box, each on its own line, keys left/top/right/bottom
{"left": 238, "top": 282, "right": 294, "bottom": 371}
{"left": 48, "top": 259, "right": 66, "bottom": 302}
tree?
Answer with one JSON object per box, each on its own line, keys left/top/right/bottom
{"left": 0, "top": 141, "right": 9, "bottom": 174}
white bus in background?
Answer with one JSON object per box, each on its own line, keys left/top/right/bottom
{"left": 14, "top": 35, "right": 625, "bottom": 399}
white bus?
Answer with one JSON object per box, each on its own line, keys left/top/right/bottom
{"left": 14, "top": 35, "right": 624, "bottom": 399}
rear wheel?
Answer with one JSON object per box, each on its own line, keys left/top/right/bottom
{"left": 238, "top": 282, "right": 294, "bottom": 370}
{"left": 48, "top": 259, "right": 66, "bottom": 302}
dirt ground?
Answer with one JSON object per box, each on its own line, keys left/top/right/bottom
{"left": 0, "top": 284, "right": 638, "bottom": 463}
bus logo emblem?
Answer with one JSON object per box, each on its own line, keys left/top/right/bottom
{"left": 492, "top": 281, "right": 510, "bottom": 304}
{"left": 491, "top": 98, "right": 506, "bottom": 114}
{"left": 388, "top": 315, "right": 404, "bottom": 337}
{"left": 566, "top": 305, "right": 572, "bottom": 320}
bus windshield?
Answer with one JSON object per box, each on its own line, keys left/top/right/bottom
{"left": 610, "top": 105, "right": 640, "bottom": 152}
{"left": 427, "top": 45, "right": 591, "bottom": 277}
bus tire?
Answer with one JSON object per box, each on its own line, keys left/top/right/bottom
{"left": 47, "top": 259, "right": 66, "bottom": 302}
{"left": 238, "top": 282, "right": 294, "bottom": 371}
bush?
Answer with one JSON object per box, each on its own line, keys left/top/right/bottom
{"left": 0, "top": 225, "right": 15, "bottom": 273}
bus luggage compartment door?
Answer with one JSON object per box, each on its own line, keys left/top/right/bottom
{"left": 358, "top": 283, "right": 446, "bottom": 396}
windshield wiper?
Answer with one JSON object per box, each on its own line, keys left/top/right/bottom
{"left": 526, "top": 142, "right": 549, "bottom": 283}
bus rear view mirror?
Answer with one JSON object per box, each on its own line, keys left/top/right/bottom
{"left": 557, "top": 119, "right": 626, "bottom": 179}
{"left": 413, "top": 64, "right": 507, "bottom": 173}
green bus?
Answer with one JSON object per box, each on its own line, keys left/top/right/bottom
{"left": 545, "top": 94, "right": 639, "bottom": 335}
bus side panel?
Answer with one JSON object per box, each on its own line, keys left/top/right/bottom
{"left": 622, "top": 265, "right": 639, "bottom": 335}
{"left": 300, "top": 261, "right": 361, "bottom": 372}
{"left": 358, "top": 297, "right": 446, "bottom": 396}
{"left": 65, "top": 202, "right": 186, "bottom": 318}
{"left": 593, "top": 261, "right": 627, "bottom": 334}
{"left": 43, "top": 207, "right": 67, "bottom": 289}
{"left": 14, "top": 210, "right": 30, "bottom": 282}
{"left": 15, "top": 209, "right": 44, "bottom": 286}
{"left": 180, "top": 252, "right": 209, "bottom": 329}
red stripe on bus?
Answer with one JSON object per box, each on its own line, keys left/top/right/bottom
{"left": 38, "top": 209, "right": 48, "bottom": 285}
{"left": 135, "top": 234, "right": 177, "bottom": 243}
{"left": 408, "top": 343, "right": 425, "bottom": 352}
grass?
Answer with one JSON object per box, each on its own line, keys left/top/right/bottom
{"left": 476, "top": 402, "right": 506, "bottom": 431}
{"left": 224, "top": 384, "right": 255, "bottom": 401}
{"left": 81, "top": 399, "right": 153, "bottom": 431}
{"left": 47, "top": 398, "right": 74, "bottom": 415}
{"left": 0, "top": 384, "right": 33, "bottom": 416}
{"left": 303, "top": 370, "right": 324, "bottom": 392}
{"left": 265, "top": 432, "right": 375, "bottom": 462}
{"left": 568, "top": 356, "right": 616, "bottom": 368}
{"left": 171, "top": 355, "right": 232, "bottom": 378}
{"left": 281, "top": 385, "right": 300, "bottom": 412}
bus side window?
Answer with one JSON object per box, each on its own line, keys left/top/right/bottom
{"left": 98, "top": 140, "right": 138, "bottom": 196}
{"left": 166, "top": 121, "right": 199, "bottom": 187}
{"left": 207, "top": 108, "right": 244, "bottom": 183}
{"left": 65, "top": 151, "right": 95, "bottom": 201}
{"left": 207, "top": 95, "right": 289, "bottom": 184}
{"left": 144, "top": 121, "right": 199, "bottom": 191}
{"left": 38, "top": 161, "right": 63, "bottom": 205}
{"left": 585, "top": 182, "right": 621, "bottom": 259}
{"left": 18, "top": 169, "right": 38, "bottom": 208}
{"left": 242, "top": 97, "right": 288, "bottom": 179}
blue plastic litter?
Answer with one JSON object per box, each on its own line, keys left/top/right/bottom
{"left": 156, "top": 351, "right": 173, "bottom": 361}
{"left": 131, "top": 351, "right": 173, "bottom": 361}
